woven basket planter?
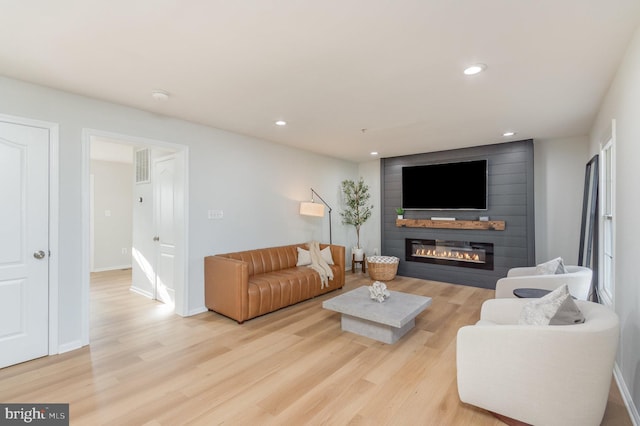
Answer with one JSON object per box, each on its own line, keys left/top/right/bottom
{"left": 367, "top": 256, "right": 399, "bottom": 281}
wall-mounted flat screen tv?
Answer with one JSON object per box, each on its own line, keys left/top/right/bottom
{"left": 402, "top": 159, "right": 488, "bottom": 210}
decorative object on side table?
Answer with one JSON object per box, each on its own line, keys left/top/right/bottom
{"left": 340, "top": 178, "right": 373, "bottom": 261}
{"left": 369, "top": 281, "right": 390, "bottom": 303}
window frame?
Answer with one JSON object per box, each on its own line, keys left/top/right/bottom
{"left": 598, "top": 121, "right": 615, "bottom": 307}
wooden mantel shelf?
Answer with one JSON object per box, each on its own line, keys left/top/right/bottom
{"left": 396, "top": 218, "right": 505, "bottom": 231}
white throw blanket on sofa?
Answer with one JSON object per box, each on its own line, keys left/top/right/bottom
{"left": 308, "top": 241, "right": 334, "bottom": 289}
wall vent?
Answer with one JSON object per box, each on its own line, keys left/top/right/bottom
{"left": 135, "top": 148, "right": 150, "bottom": 184}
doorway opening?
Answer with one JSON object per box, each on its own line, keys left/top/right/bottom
{"left": 82, "top": 129, "right": 189, "bottom": 346}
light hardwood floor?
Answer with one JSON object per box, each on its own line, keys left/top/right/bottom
{"left": 0, "top": 269, "right": 632, "bottom": 425}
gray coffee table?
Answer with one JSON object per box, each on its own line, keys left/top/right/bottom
{"left": 322, "top": 286, "right": 432, "bottom": 344}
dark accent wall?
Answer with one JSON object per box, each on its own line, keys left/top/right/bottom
{"left": 381, "top": 140, "right": 535, "bottom": 289}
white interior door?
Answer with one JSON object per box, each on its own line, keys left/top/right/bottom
{"left": 153, "top": 154, "right": 177, "bottom": 305}
{"left": 0, "top": 121, "right": 50, "bottom": 368}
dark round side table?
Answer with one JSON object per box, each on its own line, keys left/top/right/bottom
{"left": 513, "top": 288, "right": 552, "bottom": 298}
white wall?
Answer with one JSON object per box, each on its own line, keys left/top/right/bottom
{"left": 0, "top": 75, "right": 358, "bottom": 351}
{"left": 533, "top": 136, "right": 589, "bottom": 264}
{"left": 357, "top": 159, "right": 382, "bottom": 257}
{"left": 91, "top": 160, "right": 133, "bottom": 271}
{"left": 191, "top": 134, "right": 354, "bottom": 255}
{"left": 589, "top": 24, "right": 640, "bottom": 423}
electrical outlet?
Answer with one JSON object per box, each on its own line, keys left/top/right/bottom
{"left": 208, "top": 210, "right": 224, "bottom": 219}
{"left": 121, "top": 248, "right": 128, "bottom": 255}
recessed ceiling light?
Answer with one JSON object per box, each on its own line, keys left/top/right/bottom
{"left": 275, "top": 120, "right": 287, "bottom": 126}
{"left": 151, "top": 90, "right": 169, "bottom": 101}
{"left": 463, "top": 64, "right": 487, "bottom": 75}
{"left": 503, "top": 131, "right": 516, "bottom": 137}
{"left": 370, "top": 151, "right": 379, "bottom": 156}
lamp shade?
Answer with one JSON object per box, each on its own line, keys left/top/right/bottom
{"left": 299, "top": 201, "right": 325, "bottom": 217}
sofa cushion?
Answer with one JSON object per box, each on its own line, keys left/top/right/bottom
{"left": 296, "top": 246, "right": 335, "bottom": 266}
{"left": 518, "top": 284, "right": 585, "bottom": 325}
{"left": 321, "top": 246, "right": 334, "bottom": 265}
{"left": 296, "top": 247, "right": 312, "bottom": 266}
{"left": 535, "top": 257, "right": 568, "bottom": 275}
{"left": 224, "top": 245, "right": 300, "bottom": 275}
{"left": 247, "top": 266, "right": 341, "bottom": 318}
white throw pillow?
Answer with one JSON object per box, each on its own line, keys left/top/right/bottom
{"left": 535, "top": 257, "right": 568, "bottom": 275}
{"left": 321, "top": 246, "right": 334, "bottom": 265}
{"left": 519, "top": 284, "right": 585, "bottom": 325}
{"left": 296, "top": 247, "right": 312, "bottom": 266}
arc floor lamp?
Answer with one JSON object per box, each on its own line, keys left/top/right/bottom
{"left": 299, "top": 188, "right": 332, "bottom": 244}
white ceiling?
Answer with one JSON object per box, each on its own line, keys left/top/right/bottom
{"left": 1, "top": 1, "right": 639, "bottom": 163}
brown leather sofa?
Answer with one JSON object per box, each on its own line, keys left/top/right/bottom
{"left": 205, "top": 243, "right": 345, "bottom": 323}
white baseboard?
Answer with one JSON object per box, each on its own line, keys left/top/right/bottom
{"left": 91, "top": 264, "right": 132, "bottom": 272}
{"left": 614, "top": 363, "right": 640, "bottom": 425}
{"left": 187, "top": 306, "right": 208, "bottom": 316}
{"left": 58, "top": 339, "right": 84, "bottom": 354}
{"left": 130, "top": 286, "right": 153, "bottom": 299}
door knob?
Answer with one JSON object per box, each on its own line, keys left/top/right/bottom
{"left": 153, "top": 236, "right": 160, "bottom": 241}
{"left": 33, "top": 250, "right": 46, "bottom": 259}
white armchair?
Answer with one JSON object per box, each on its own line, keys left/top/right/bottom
{"left": 457, "top": 298, "right": 619, "bottom": 426}
{"left": 495, "top": 265, "right": 592, "bottom": 300}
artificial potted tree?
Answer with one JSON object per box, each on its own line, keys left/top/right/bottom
{"left": 340, "top": 178, "right": 373, "bottom": 261}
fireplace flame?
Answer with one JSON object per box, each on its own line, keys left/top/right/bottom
{"left": 415, "top": 248, "right": 481, "bottom": 262}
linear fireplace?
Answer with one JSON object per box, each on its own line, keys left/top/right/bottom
{"left": 405, "top": 238, "right": 494, "bottom": 270}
